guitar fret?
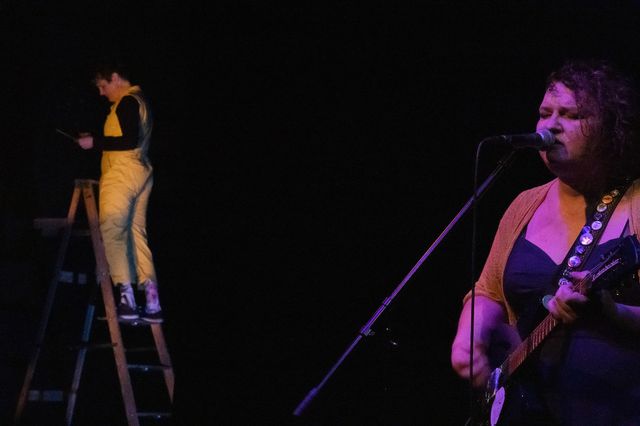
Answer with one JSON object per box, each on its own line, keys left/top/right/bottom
{"left": 505, "top": 315, "right": 557, "bottom": 375}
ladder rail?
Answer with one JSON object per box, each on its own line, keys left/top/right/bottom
{"left": 65, "top": 301, "right": 96, "bottom": 425}
{"left": 80, "top": 181, "right": 141, "bottom": 426}
{"left": 14, "top": 184, "right": 82, "bottom": 425}
{"left": 151, "top": 324, "right": 175, "bottom": 402}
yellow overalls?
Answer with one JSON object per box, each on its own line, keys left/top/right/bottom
{"left": 99, "top": 85, "right": 156, "bottom": 286}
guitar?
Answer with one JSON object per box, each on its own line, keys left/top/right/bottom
{"left": 477, "top": 234, "right": 640, "bottom": 426}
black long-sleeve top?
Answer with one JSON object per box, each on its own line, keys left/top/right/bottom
{"left": 94, "top": 96, "right": 140, "bottom": 151}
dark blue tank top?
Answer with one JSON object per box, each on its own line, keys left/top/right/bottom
{"left": 503, "top": 229, "right": 640, "bottom": 424}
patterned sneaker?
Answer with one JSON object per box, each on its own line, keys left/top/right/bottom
{"left": 117, "top": 284, "right": 139, "bottom": 320}
{"left": 141, "top": 281, "right": 163, "bottom": 323}
{"left": 142, "top": 308, "right": 163, "bottom": 323}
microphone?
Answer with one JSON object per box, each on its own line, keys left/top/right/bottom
{"left": 490, "top": 128, "right": 556, "bottom": 150}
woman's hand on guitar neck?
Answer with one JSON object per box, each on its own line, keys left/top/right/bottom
{"left": 545, "top": 271, "right": 590, "bottom": 323}
{"left": 546, "top": 270, "right": 640, "bottom": 333}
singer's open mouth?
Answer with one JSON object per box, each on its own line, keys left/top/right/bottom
{"left": 541, "top": 139, "right": 562, "bottom": 152}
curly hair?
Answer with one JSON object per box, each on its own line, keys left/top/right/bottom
{"left": 547, "top": 59, "right": 640, "bottom": 181}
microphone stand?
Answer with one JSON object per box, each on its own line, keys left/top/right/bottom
{"left": 293, "top": 145, "right": 518, "bottom": 418}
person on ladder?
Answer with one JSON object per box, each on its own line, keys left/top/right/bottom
{"left": 77, "top": 58, "right": 163, "bottom": 323}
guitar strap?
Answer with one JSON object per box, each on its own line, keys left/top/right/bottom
{"left": 542, "top": 179, "right": 632, "bottom": 309}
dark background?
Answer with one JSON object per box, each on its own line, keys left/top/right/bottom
{"left": 3, "top": 1, "right": 640, "bottom": 425}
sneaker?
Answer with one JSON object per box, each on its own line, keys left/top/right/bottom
{"left": 117, "top": 284, "right": 139, "bottom": 320}
{"left": 141, "top": 281, "right": 163, "bottom": 323}
{"left": 142, "top": 308, "right": 163, "bottom": 323}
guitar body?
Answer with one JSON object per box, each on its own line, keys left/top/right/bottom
{"left": 473, "top": 367, "right": 544, "bottom": 426}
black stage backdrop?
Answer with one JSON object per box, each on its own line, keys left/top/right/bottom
{"left": 2, "top": 2, "right": 640, "bottom": 425}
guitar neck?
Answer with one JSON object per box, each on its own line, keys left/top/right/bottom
{"left": 500, "top": 313, "right": 559, "bottom": 378}
{"left": 500, "top": 276, "right": 590, "bottom": 378}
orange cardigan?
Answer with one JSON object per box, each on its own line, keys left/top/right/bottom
{"left": 465, "top": 178, "right": 640, "bottom": 325}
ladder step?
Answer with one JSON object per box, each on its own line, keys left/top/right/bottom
{"left": 96, "top": 316, "right": 151, "bottom": 327}
{"left": 58, "top": 270, "right": 88, "bottom": 285}
{"left": 137, "top": 412, "right": 172, "bottom": 418}
{"left": 33, "top": 218, "right": 90, "bottom": 237}
{"left": 127, "top": 363, "right": 172, "bottom": 372}
{"left": 28, "top": 389, "right": 65, "bottom": 402}
{"left": 71, "top": 342, "right": 159, "bottom": 353}
{"left": 71, "top": 229, "right": 91, "bottom": 237}
{"left": 126, "top": 345, "right": 160, "bottom": 353}
{"left": 33, "top": 218, "right": 68, "bottom": 237}
{"left": 33, "top": 217, "right": 68, "bottom": 230}
{"left": 70, "top": 342, "right": 116, "bottom": 350}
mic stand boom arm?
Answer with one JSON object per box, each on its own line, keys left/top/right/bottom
{"left": 293, "top": 148, "right": 517, "bottom": 417}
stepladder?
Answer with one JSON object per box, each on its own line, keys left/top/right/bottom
{"left": 14, "top": 179, "right": 175, "bottom": 425}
